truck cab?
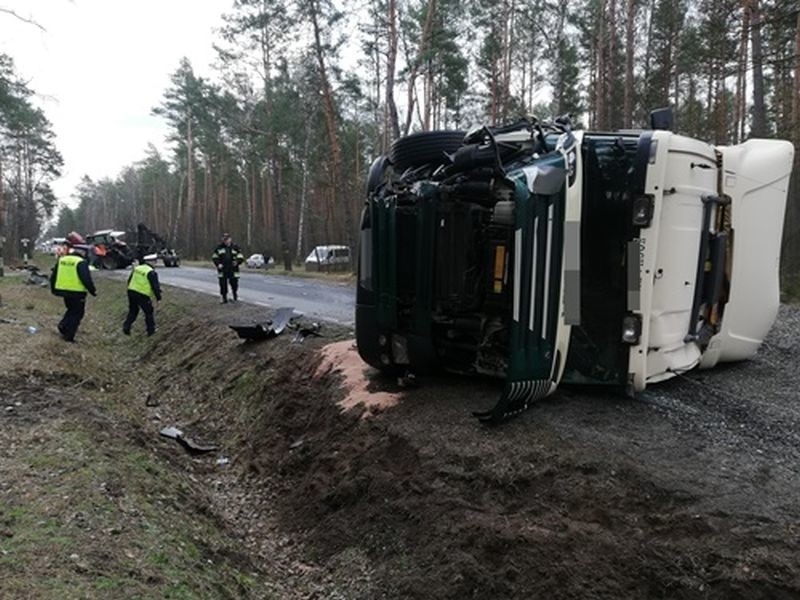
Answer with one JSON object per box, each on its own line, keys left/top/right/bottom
{"left": 356, "top": 118, "right": 794, "bottom": 422}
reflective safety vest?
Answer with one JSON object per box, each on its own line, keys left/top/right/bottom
{"left": 128, "top": 264, "right": 155, "bottom": 297}
{"left": 54, "top": 254, "right": 88, "bottom": 293}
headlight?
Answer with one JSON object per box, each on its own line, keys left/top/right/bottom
{"left": 632, "top": 195, "right": 654, "bottom": 227}
{"left": 621, "top": 314, "right": 642, "bottom": 344}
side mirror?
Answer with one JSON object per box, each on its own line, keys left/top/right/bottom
{"left": 650, "top": 107, "right": 673, "bottom": 131}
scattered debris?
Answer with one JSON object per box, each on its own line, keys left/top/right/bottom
{"left": 397, "top": 371, "right": 418, "bottom": 388}
{"left": 159, "top": 426, "right": 219, "bottom": 455}
{"left": 0, "top": 317, "right": 18, "bottom": 325}
{"left": 215, "top": 457, "right": 230, "bottom": 466}
{"left": 229, "top": 306, "right": 295, "bottom": 341}
{"left": 26, "top": 326, "right": 38, "bottom": 335}
{"left": 24, "top": 266, "right": 49, "bottom": 287}
{"left": 290, "top": 321, "right": 322, "bottom": 343}
{"left": 289, "top": 438, "right": 304, "bottom": 450}
{"left": 145, "top": 393, "right": 159, "bottom": 407}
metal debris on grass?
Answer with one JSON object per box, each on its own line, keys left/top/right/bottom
{"left": 290, "top": 321, "right": 322, "bottom": 343}
{"left": 159, "top": 426, "right": 219, "bottom": 455}
{"left": 229, "top": 306, "right": 295, "bottom": 341}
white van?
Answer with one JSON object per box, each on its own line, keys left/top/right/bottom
{"left": 49, "top": 237, "right": 67, "bottom": 255}
{"left": 305, "top": 245, "right": 351, "bottom": 272}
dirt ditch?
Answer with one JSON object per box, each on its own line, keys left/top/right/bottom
{"left": 1, "top": 276, "right": 799, "bottom": 598}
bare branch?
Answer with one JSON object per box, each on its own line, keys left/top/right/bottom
{"left": 0, "top": 7, "right": 47, "bottom": 32}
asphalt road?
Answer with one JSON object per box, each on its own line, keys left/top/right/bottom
{"left": 101, "top": 266, "right": 357, "bottom": 326}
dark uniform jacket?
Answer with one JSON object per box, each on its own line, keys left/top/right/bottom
{"left": 212, "top": 244, "right": 244, "bottom": 274}
{"left": 50, "top": 253, "right": 97, "bottom": 298}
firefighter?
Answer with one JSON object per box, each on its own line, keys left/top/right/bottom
{"left": 212, "top": 233, "right": 244, "bottom": 303}
{"left": 123, "top": 253, "right": 162, "bottom": 336}
{"left": 50, "top": 232, "right": 97, "bottom": 343}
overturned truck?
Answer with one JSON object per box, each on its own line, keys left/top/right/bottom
{"left": 356, "top": 112, "right": 795, "bottom": 423}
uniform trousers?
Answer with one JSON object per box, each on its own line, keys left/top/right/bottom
{"left": 58, "top": 295, "right": 86, "bottom": 342}
{"left": 123, "top": 290, "right": 155, "bottom": 335}
{"left": 218, "top": 271, "right": 239, "bottom": 301}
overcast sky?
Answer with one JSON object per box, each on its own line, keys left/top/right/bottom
{"left": 1, "top": 0, "right": 226, "bottom": 208}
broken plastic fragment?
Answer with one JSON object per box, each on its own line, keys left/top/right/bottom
{"left": 159, "top": 426, "right": 218, "bottom": 455}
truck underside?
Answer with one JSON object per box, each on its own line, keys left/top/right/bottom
{"left": 357, "top": 118, "right": 794, "bottom": 423}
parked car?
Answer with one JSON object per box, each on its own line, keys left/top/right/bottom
{"left": 305, "top": 245, "right": 351, "bottom": 272}
{"left": 356, "top": 111, "right": 795, "bottom": 422}
{"left": 245, "top": 253, "right": 274, "bottom": 269}
{"left": 48, "top": 237, "right": 67, "bottom": 255}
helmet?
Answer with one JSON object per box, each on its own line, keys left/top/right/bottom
{"left": 66, "top": 231, "right": 85, "bottom": 245}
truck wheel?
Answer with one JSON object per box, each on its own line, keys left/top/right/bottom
{"left": 366, "top": 155, "right": 389, "bottom": 194}
{"left": 101, "top": 256, "right": 119, "bottom": 270}
{"left": 389, "top": 130, "right": 466, "bottom": 171}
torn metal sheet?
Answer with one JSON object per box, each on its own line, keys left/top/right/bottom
{"left": 291, "top": 321, "right": 322, "bottom": 343}
{"left": 229, "top": 306, "right": 295, "bottom": 341}
{"left": 159, "top": 426, "right": 218, "bottom": 455}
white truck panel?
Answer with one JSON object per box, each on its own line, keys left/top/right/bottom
{"left": 699, "top": 139, "right": 794, "bottom": 367}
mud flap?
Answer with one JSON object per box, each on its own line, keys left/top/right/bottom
{"left": 474, "top": 378, "right": 553, "bottom": 423}
{"left": 475, "top": 160, "right": 566, "bottom": 423}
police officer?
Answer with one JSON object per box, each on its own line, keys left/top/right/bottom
{"left": 123, "top": 253, "right": 162, "bottom": 336}
{"left": 212, "top": 233, "right": 244, "bottom": 303}
{"left": 50, "top": 232, "right": 96, "bottom": 342}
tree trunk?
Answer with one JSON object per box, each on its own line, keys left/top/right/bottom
{"left": 501, "top": 0, "right": 514, "bottom": 120}
{"left": 793, "top": 9, "right": 800, "bottom": 148}
{"left": 424, "top": 57, "right": 433, "bottom": 130}
{"left": 244, "top": 171, "right": 251, "bottom": 248}
{"left": 623, "top": 0, "right": 635, "bottom": 128}
{"left": 296, "top": 120, "right": 312, "bottom": 262}
{"left": 607, "top": 0, "right": 617, "bottom": 128}
{"left": 403, "top": 0, "right": 437, "bottom": 135}
{"left": 172, "top": 173, "right": 185, "bottom": 249}
{"left": 715, "top": 69, "right": 727, "bottom": 144}
{"left": 308, "top": 0, "right": 355, "bottom": 256}
{"left": 186, "top": 114, "right": 195, "bottom": 258}
{"left": 0, "top": 155, "right": 4, "bottom": 277}
{"left": 749, "top": 0, "right": 767, "bottom": 137}
{"left": 275, "top": 162, "right": 291, "bottom": 271}
{"left": 595, "top": 0, "right": 607, "bottom": 129}
{"left": 734, "top": 1, "right": 749, "bottom": 143}
{"left": 385, "top": 0, "right": 401, "bottom": 146}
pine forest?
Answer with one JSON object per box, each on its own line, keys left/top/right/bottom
{"left": 1, "top": 0, "right": 799, "bottom": 276}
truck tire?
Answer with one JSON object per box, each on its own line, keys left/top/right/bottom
{"left": 101, "top": 255, "right": 119, "bottom": 270}
{"left": 389, "top": 130, "right": 466, "bottom": 171}
{"left": 366, "top": 155, "right": 389, "bottom": 194}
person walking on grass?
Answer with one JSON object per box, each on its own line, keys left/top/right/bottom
{"left": 123, "top": 253, "right": 162, "bottom": 336}
{"left": 212, "top": 233, "right": 244, "bottom": 303}
{"left": 50, "top": 232, "right": 96, "bottom": 343}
